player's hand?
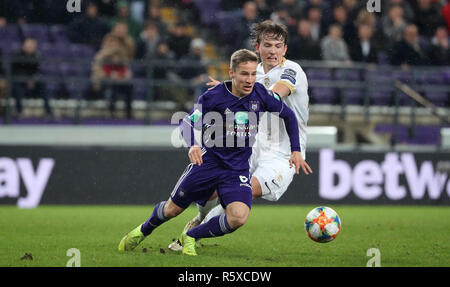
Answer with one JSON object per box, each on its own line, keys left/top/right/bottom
{"left": 188, "top": 145, "right": 203, "bottom": 166}
{"left": 289, "top": 151, "right": 313, "bottom": 175}
{"left": 206, "top": 76, "right": 220, "bottom": 90}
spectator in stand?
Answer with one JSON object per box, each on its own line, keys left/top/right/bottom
{"left": 390, "top": 24, "right": 430, "bottom": 67}
{"left": 320, "top": 24, "right": 351, "bottom": 62}
{"left": 442, "top": 0, "right": 450, "bottom": 33}
{"left": 306, "top": 6, "right": 325, "bottom": 44}
{"left": 255, "top": 0, "right": 272, "bottom": 20}
{"left": 90, "top": 35, "right": 134, "bottom": 119}
{"left": 387, "top": 0, "right": 415, "bottom": 22}
{"left": 303, "top": 0, "right": 333, "bottom": 22}
{"left": 178, "top": 38, "right": 207, "bottom": 84}
{"left": 326, "top": 5, "right": 355, "bottom": 45}
{"left": 136, "top": 21, "right": 161, "bottom": 60}
{"left": 167, "top": 22, "right": 192, "bottom": 60}
{"left": 382, "top": 4, "right": 408, "bottom": 47}
{"left": 288, "top": 19, "right": 321, "bottom": 61}
{"left": 279, "top": 0, "right": 304, "bottom": 20}
{"left": 151, "top": 40, "right": 179, "bottom": 103}
{"left": 177, "top": 38, "right": 208, "bottom": 106}
{"left": 413, "top": 0, "right": 446, "bottom": 38}
{"left": 349, "top": 23, "right": 378, "bottom": 63}
{"left": 106, "top": 21, "right": 136, "bottom": 60}
{"left": 0, "top": 0, "right": 6, "bottom": 24}
{"left": 342, "top": 0, "right": 362, "bottom": 23}
{"left": 169, "top": 0, "right": 202, "bottom": 28}
{"left": 145, "top": 4, "right": 168, "bottom": 36}
{"left": 153, "top": 41, "right": 176, "bottom": 84}
{"left": 354, "top": 9, "right": 385, "bottom": 52}
{"left": 428, "top": 26, "right": 450, "bottom": 66}
{"left": 233, "top": 1, "right": 260, "bottom": 51}
{"left": 68, "top": 1, "right": 110, "bottom": 50}
{"left": 11, "top": 38, "right": 52, "bottom": 119}
{"left": 92, "top": 0, "right": 118, "bottom": 18}
{"left": 110, "top": 0, "right": 142, "bottom": 40}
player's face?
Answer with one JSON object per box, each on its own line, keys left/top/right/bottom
{"left": 255, "top": 34, "right": 287, "bottom": 69}
{"left": 230, "top": 61, "right": 258, "bottom": 97}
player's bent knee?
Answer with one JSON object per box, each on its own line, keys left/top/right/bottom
{"left": 226, "top": 202, "right": 250, "bottom": 229}
{"left": 229, "top": 214, "right": 248, "bottom": 228}
{"left": 163, "top": 199, "right": 184, "bottom": 218}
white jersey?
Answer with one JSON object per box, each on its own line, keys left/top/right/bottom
{"left": 255, "top": 58, "right": 309, "bottom": 159}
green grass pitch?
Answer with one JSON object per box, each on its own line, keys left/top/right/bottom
{"left": 0, "top": 205, "right": 449, "bottom": 267}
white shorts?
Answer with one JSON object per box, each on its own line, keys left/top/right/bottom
{"left": 249, "top": 153, "right": 296, "bottom": 202}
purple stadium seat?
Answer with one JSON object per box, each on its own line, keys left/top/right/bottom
{"left": 341, "top": 89, "right": 364, "bottom": 105}
{"left": 0, "top": 41, "right": 22, "bottom": 55}
{"left": 215, "top": 11, "right": 241, "bottom": 42}
{"left": 392, "top": 70, "right": 413, "bottom": 84}
{"left": 311, "top": 87, "right": 335, "bottom": 104}
{"left": 70, "top": 44, "right": 95, "bottom": 59}
{"left": 49, "top": 25, "right": 69, "bottom": 43}
{"left": 416, "top": 71, "right": 445, "bottom": 85}
{"left": 20, "top": 24, "right": 49, "bottom": 43}
{"left": 65, "top": 80, "right": 88, "bottom": 98}
{"left": 442, "top": 68, "right": 450, "bottom": 84}
{"left": 192, "top": 0, "right": 221, "bottom": 25}
{"left": 334, "top": 69, "right": 360, "bottom": 81}
{"left": 306, "top": 68, "right": 332, "bottom": 80}
{"left": 59, "top": 62, "right": 79, "bottom": 77}
{"left": 375, "top": 124, "right": 442, "bottom": 145}
{"left": 398, "top": 91, "right": 415, "bottom": 106}
{"left": 425, "top": 91, "right": 448, "bottom": 107}
{"left": 367, "top": 69, "right": 392, "bottom": 83}
{"left": 40, "top": 62, "right": 60, "bottom": 76}
{"left": 132, "top": 79, "right": 149, "bottom": 100}
{"left": 39, "top": 42, "right": 72, "bottom": 58}
{"left": 369, "top": 90, "right": 392, "bottom": 106}
{"left": 44, "top": 80, "right": 60, "bottom": 98}
{"left": 0, "top": 25, "right": 21, "bottom": 42}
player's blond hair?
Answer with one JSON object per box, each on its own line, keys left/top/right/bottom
{"left": 230, "top": 49, "right": 258, "bottom": 71}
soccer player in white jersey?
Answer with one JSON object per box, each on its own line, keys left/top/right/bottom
{"left": 168, "top": 20, "right": 312, "bottom": 251}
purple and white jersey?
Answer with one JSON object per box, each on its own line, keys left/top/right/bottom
{"left": 180, "top": 81, "right": 300, "bottom": 171}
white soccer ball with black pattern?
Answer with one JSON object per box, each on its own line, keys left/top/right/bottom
{"left": 304, "top": 206, "right": 341, "bottom": 243}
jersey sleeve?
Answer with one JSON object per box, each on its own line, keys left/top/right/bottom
{"left": 180, "top": 93, "right": 211, "bottom": 147}
{"left": 275, "top": 63, "right": 307, "bottom": 97}
{"left": 259, "top": 86, "right": 301, "bottom": 152}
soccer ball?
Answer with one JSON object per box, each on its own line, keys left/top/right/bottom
{"left": 304, "top": 206, "right": 341, "bottom": 243}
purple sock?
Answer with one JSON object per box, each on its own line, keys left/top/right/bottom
{"left": 187, "top": 214, "right": 235, "bottom": 239}
{"left": 140, "top": 201, "right": 168, "bottom": 236}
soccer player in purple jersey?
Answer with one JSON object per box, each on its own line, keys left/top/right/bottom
{"left": 118, "top": 49, "right": 303, "bottom": 256}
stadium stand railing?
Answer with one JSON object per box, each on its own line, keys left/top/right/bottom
{"left": 1, "top": 54, "right": 449, "bottom": 146}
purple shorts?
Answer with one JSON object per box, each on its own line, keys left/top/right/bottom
{"left": 170, "top": 158, "right": 252, "bottom": 210}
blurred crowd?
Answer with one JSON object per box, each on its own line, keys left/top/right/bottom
{"left": 0, "top": 0, "right": 449, "bottom": 119}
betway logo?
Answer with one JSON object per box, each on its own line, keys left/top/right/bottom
{"left": 319, "top": 149, "right": 449, "bottom": 200}
{"left": 0, "top": 158, "right": 55, "bottom": 208}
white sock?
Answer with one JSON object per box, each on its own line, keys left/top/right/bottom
{"left": 201, "top": 204, "right": 225, "bottom": 224}
{"left": 196, "top": 197, "right": 219, "bottom": 221}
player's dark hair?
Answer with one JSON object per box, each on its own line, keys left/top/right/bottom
{"left": 230, "top": 49, "right": 258, "bottom": 71}
{"left": 250, "top": 20, "right": 288, "bottom": 46}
